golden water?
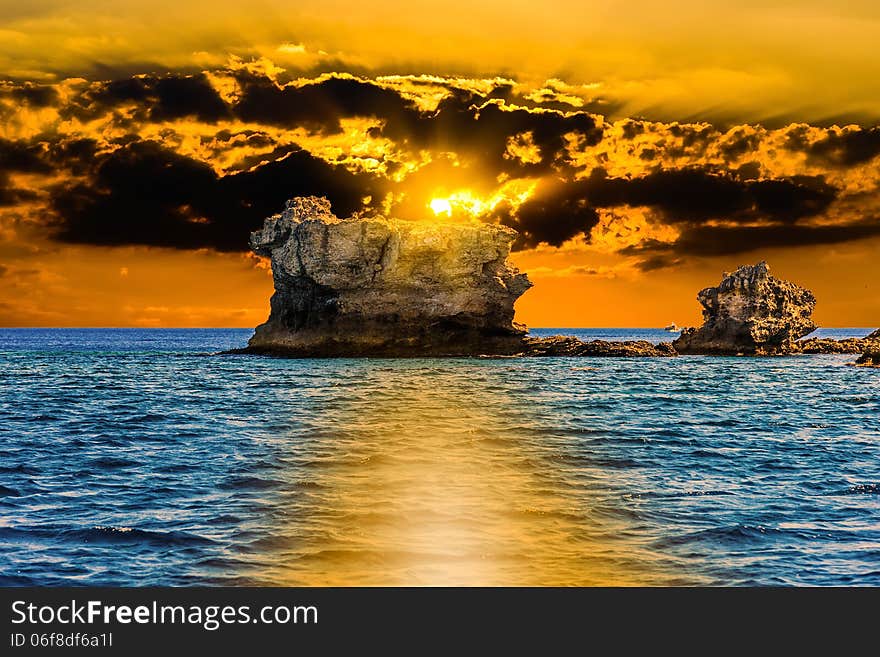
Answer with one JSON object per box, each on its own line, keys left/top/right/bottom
{"left": 257, "top": 364, "right": 666, "bottom": 585}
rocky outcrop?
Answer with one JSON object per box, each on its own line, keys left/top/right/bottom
{"left": 244, "top": 197, "right": 532, "bottom": 356}
{"left": 855, "top": 348, "right": 880, "bottom": 367}
{"left": 235, "top": 199, "right": 871, "bottom": 360}
{"left": 855, "top": 330, "right": 880, "bottom": 366}
{"left": 673, "top": 262, "right": 816, "bottom": 355}
{"left": 521, "top": 336, "right": 676, "bottom": 357}
{"left": 797, "top": 337, "right": 880, "bottom": 354}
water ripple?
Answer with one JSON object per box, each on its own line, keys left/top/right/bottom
{"left": 0, "top": 327, "right": 878, "bottom": 586}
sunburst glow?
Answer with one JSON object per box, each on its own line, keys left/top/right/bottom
{"left": 429, "top": 198, "right": 453, "bottom": 216}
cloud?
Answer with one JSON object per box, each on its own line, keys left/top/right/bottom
{"left": 0, "top": 81, "right": 58, "bottom": 107}
{"left": 49, "top": 140, "right": 384, "bottom": 251}
{"left": 482, "top": 166, "right": 838, "bottom": 252}
{"left": 805, "top": 126, "right": 880, "bottom": 167}
{"left": 60, "top": 73, "right": 230, "bottom": 124}
{"left": 624, "top": 221, "right": 880, "bottom": 258}
{"left": 234, "top": 73, "right": 421, "bottom": 134}
{"left": 0, "top": 66, "right": 879, "bottom": 268}
{"left": 584, "top": 167, "right": 836, "bottom": 224}
{"left": 0, "top": 138, "right": 53, "bottom": 174}
{"left": 633, "top": 254, "right": 684, "bottom": 271}
{"left": 488, "top": 178, "right": 600, "bottom": 249}
{"left": 385, "top": 93, "right": 603, "bottom": 176}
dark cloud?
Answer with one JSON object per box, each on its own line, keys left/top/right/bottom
{"left": 234, "top": 74, "right": 420, "bottom": 134}
{"left": 783, "top": 124, "right": 880, "bottom": 167}
{"left": 0, "top": 180, "right": 38, "bottom": 206}
{"left": 0, "top": 139, "right": 52, "bottom": 174}
{"left": 62, "top": 73, "right": 229, "bottom": 123}
{"left": 0, "top": 140, "right": 51, "bottom": 207}
{"left": 623, "top": 221, "right": 880, "bottom": 260}
{"left": 734, "top": 161, "right": 763, "bottom": 180}
{"left": 620, "top": 120, "right": 645, "bottom": 140}
{"left": 718, "top": 128, "right": 762, "bottom": 161}
{"left": 230, "top": 72, "right": 604, "bottom": 174}
{"left": 1, "top": 83, "right": 59, "bottom": 107}
{"left": 50, "top": 141, "right": 382, "bottom": 251}
{"left": 748, "top": 176, "right": 836, "bottom": 222}
{"left": 680, "top": 222, "right": 880, "bottom": 256}
{"left": 489, "top": 178, "right": 600, "bottom": 249}
{"left": 634, "top": 254, "right": 684, "bottom": 271}
{"left": 664, "top": 123, "right": 716, "bottom": 159}
{"left": 807, "top": 127, "right": 880, "bottom": 166}
{"left": 0, "top": 69, "right": 876, "bottom": 262}
{"left": 384, "top": 92, "right": 603, "bottom": 175}
{"left": 585, "top": 168, "right": 747, "bottom": 220}
{"left": 485, "top": 167, "right": 836, "bottom": 251}
{"left": 149, "top": 75, "right": 230, "bottom": 122}
{"left": 45, "top": 138, "right": 101, "bottom": 176}
{"left": 584, "top": 168, "right": 835, "bottom": 223}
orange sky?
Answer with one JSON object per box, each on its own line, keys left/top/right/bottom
{"left": 1, "top": 2, "right": 879, "bottom": 328}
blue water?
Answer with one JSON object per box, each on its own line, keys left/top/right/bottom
{"left": 1, "top": 328, "right": 878, "bottom": 586}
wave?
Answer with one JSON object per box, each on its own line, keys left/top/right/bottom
{"left": 653, "top": 524, "right": 786, "bottom": 549}
{"left": 2, "top": 328, "right": 879, "bottom": 586}
{"left": 89, "top": 457, "right": 143, "bottom": 469}
{"left": 66, "top": 526, "right": 217, "bottom": 548}
{"left": 632, "top": 489, "right": 735, "bottom": 500}
{"left": 221, "top": 476, "right": 285, "bottom": 491}
{"left": 0, "top": 464, "right": 39, "bottom": 475}
{"left": 0, "top": 525, "right": 215, "bottom": 548}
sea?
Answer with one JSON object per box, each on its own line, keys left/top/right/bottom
{"left": 1, "top": 327, "right": 878, "bottom": 586}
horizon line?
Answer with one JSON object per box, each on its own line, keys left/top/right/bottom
{"left": 0, "top": 326, "right": 875, "bottom": 331}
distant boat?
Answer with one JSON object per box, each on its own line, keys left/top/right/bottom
{"left": 664, "top": 323, "right": 679, "bottom": 332}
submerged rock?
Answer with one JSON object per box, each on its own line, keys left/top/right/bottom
{"left": 521, "top": 336, "right": 676, "bottom": 357}
{"left": 673, "top": 261, "right": 816, "bottom": 355}
{"left": 797, "top": 337, "right": 880, "bottom": 354}
{"left": 244, "top": 197, "right": 532, "bottom": 356}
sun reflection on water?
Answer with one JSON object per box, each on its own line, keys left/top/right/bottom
{"left": 257, "top": 362, "right": 662, "bottom": 586}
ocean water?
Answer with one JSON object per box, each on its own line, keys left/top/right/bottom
{"left": 0, "top": 327, "right": 878, "bottom": 586}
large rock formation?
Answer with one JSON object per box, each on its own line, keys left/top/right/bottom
{"left": 673, "top": 261, "right": 817, "bottom": 355}
{"left": 245, "top": 197, "right": 532, "bottom": 356}
{"left": 238, "top": 198, "right": 869, "bottom": 360}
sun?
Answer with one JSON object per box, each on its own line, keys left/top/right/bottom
{"left": 430, "top": 198, "right": 453, "bottom": 216}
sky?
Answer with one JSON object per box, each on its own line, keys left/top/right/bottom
{"left": 1, "top": 1, "right": 879, "bottom": 327}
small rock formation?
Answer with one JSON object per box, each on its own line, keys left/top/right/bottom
{"left": 855, "top": 348, "right": 880, "bottom": 367}
{"left": 245, "top": 197, "right": 532, "bottom": 356}
{"left": 673, "top": 262, "right": 816, "bottom": 355}
{"left": 855, "top": 329, "right": 880, "bottom": 366}
{"left": 522, "top": 336, "right": 676, "bottom": 357}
